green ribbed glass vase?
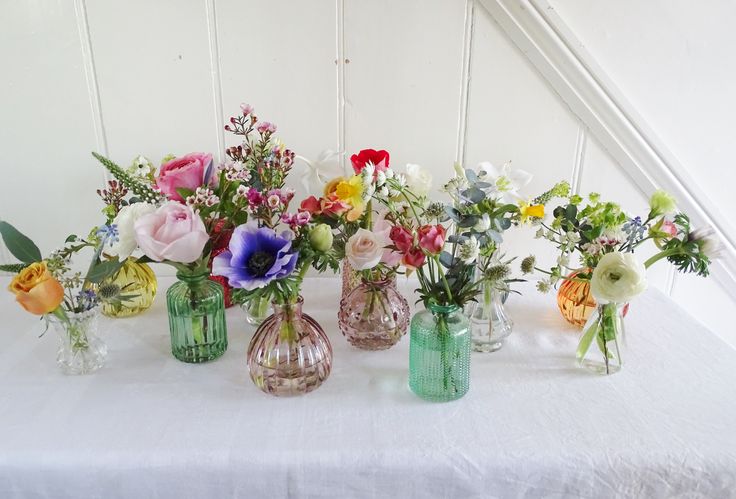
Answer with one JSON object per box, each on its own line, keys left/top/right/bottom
{"left": 166, "top": 271, "right": 228, "bottom": 363}
{"left": 409, "top": 303, "right": 471, "bottom": 402}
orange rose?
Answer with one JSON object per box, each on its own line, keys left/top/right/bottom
{"left": 8, "top": 262, "right": 64, "bottom": 315}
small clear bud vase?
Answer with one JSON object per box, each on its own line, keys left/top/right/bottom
{"left": 576, "top": 302, "right": 626, "bottom": 375}
{"left": 241, "top": 294, "right": 271, "bottom": 326}
{"left": 247, "top": 296, "right": 332, "bottom": 396}
{"left": 100, "top": 257, "right": 157, "bottom": 318}
{"left": 409, "top": 303, "right": 471, "bottom": 402}
{"left": 338, "top": 276, "right": 410, "bottom": 350}
{"left": 48, "top": 308, "right": 107, "bottom": 375}
{"left": 467, "top": 279, "right": 513, "bottom": 353}
{"left": 166, "top": 271, "right": 228, "bottom": 363}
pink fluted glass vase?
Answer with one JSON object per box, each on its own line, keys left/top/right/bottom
{"left": 247, "top": 296, "right": 332, "bottom": 396}
{"left": 338, "top": 277, "right": 410, "bottom": 350}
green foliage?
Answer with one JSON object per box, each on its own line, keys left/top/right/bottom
{"left": 92, "top": 152, "right": 164, "bottom": 204}
{"left": 0, "top": 221, "right": 42, "bottom": 263}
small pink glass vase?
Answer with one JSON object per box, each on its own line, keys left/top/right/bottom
{"left": 247, "top": 296, "right": 332, "bottom": 396}
{"left": 338, "top": 276, "right": 410, "bottom": 350}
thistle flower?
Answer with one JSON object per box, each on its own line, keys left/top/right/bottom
{"left": 97, "top": 283, "right": 122, "bottom": 301}
{"left": 424, "top": 202, "right": 445, "bottom": 220}
{"left": 520, "top": 255, "right": 536, "bottom": 274}
{"left": 485, "top": 263, "right": 510, "bottom": 283}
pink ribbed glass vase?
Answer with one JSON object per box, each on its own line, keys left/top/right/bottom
{"left": 247, "top": 296, "right": 332, "bottom": 396}
{"left": 338, "top": 277, "right": 410, "bottom": 350}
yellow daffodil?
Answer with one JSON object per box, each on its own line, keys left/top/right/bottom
{"left": 335, "top": 175, "right": 365, "bottom": 221}
{"left": 519, "top": 201, "right": 545, "bottom": 223}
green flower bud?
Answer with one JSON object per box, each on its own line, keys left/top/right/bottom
{"left": 309, "top": 223, "right": 333, "bottom": 252}
{"left": 649, "top": 190, "right": 676, "bottom": 217}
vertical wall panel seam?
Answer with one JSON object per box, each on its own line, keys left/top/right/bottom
{"left": 336, "top": 0, "right": 347, "bottom": 174}
{"left": 205, "top": 0, "right": 225, "bottom": 163}
{"left": 74, "top": 0, "right": 108, "bottom": 167}
{"left": 455, "top": 0, "right": 475, "bottom": 166}
{"left": 570, "top": 124, "right": 586, "bottom": 194}
{"left": 665, "top": 267, "right": 676, "bottom": 296}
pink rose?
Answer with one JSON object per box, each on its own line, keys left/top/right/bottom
{"left": 661, "top": 220, "right": 678, "bottom": 238}
{"left": 402, "top": 247, "right": 426, "bottom": 269}
{"left": 134, "top": 202, "right": 209, "bottom": 263}
{"left": 418, "top": 224, "right": 446, "bottom": 255}
{"left": 374, "top": 212, "right": 402, "bottom": 266}
{"left": 156, "top": 152, "right": 213, "bottom": 202}
{"left": 390, "top": 226, "right": 414, "bottom": 254}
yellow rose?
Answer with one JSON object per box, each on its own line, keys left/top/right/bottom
{"left": 8, "top": 262, "right": 64, "bottom": 315}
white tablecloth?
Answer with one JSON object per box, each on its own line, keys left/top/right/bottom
{"left": 0, "top": 276, "right": 734, "bottom": 498}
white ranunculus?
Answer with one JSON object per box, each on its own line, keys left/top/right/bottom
{"left": 590, "top": 251, "right": 647, "bottom": 304}
{"left": 107, "top": 202, "right": 157, "bottom": 260}
{"left": 345, "top": 228, "right": 384, "bottom": 270}
{"left": 474, "top": 213, "right": 491, "bottom": 232}
{"left": 404, "top": 163, "right": 433, "bottom": 197}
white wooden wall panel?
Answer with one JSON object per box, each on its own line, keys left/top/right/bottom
{"left": 465, "top": 3, "right": 580, "bottom": 271}
{"left": 342, "top": 0, "right": 467, "bottom": 185}
{"left": 84, "top": 0, "right": 219, "bottom": 163}
{"left": 217, "top": 0, "right": 338, "bottom": 199}
{"left": 0, "top": 1, "right": 102, "bottom": 255}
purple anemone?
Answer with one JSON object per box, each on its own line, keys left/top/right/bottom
{"left": 212, "top": 222, "right": 297, "bottom": 290}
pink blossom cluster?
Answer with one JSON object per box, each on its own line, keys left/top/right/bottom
{"left": 185, "top": 187, "right": 219, "bottom": 210}
{"left": 281, "top": 211, "right": 311, "bottom": 228}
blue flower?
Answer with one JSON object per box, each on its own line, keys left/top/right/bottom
{"left": 212, "top": 222, "right": 298, "bottom": 291}
{"left": 96, "top": 224, "right": 119, "bottom": 246}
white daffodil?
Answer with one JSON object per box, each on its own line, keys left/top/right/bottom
{"left": 476, "top": 161, "right": 533, "bottom": 203}
{"left": 297, "top": 149, "right": 343, "bottom": 194}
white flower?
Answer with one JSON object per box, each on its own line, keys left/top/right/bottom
{"left": 296, "top": 150, "right": 343, "bottom": 194}
{"left": 457, "top": 236, "right": 480, "bottom": 264}
{"left": 403, "top": 163, "right": 433, "bottom": 197}
{"left": 361, "top": 163, "right": 375, "bottom": 188}
{"left": 476, "top": 161, "right": 532, "bottom": 203}
{"left": 384, "top": 168, "right": 395, "bottom": 180}
{"left": 107, "top": 202, "right": 157, "bottom": 260}
{"left": 535, "top": 227, "right": 545, "bottom": 239}
{"left": 375, "top": 170, "right": 387, "bottom": 187}
{"left": 378, "top": 186, "right": 389, "bottom": 197}
{"left": 474, "top": 213, "right": 491, "bottom": 232}
{"left": 128, "top": 155, "right": 154, "bottom": 177}
{"left": 590, "top": 252, "right": 647, "bottom": 304}
{"left": 557, "top": 254, "right": 570, "bottom": 268}
{"left": 690, "top": 226, "right": 724, "bottom": 260}
{"left": 345, "top": 228, "right": 384, "bottom": 270}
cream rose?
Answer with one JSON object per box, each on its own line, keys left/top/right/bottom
{"left": 590, "top": 252, "right": 647, "bottom": 304}
{"left": 404, "top": 163, "right": 433, "bottom": 197}
{"left": 345, "top": 228, "right": 383, "bottom": 270}
{"left": 107, "top": 202, "right": 157, "bottom": 260}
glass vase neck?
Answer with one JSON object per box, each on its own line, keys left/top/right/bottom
{"left": 427, "top": 302, "right": 460, "bottom": 315}
{"left": 271, "top": 295, "right": 304, "bottom": 316}
{"left": 360, "top": 276, "right": 391, "bottom": 287}
{"left": 176, "top": 270, "right": 210, "bottom": 283}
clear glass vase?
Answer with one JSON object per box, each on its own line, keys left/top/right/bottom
{"left": 576, "top": 302, "right": 625, "bottom": 375}
{"left": 100, "top": 257, "right": 157, "bottom": 318}
{"left": 241, "top": 294, "right": 271, "bottom": 327}
{"left": 48, "top": 308, "right": 107, "bottom": 375}
{"left": 166, "top": 271, "right": 228, "bottom": 363}
{"left": 247, "top": 296, "right": 332, "bottom": 396}
{"left": 338, "top": 276, "right": 409, "bottom": 350}
{"left": 467, "top": 280, "right": 513, "bottom": 353}
{"left": 409, "top": 303, "right": 471, "bottom": 402}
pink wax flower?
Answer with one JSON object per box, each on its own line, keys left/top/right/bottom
{"left": 257, "top": 122, "right": 277, "bottom": 134}
{"left": 156, "top": 152, "right": 213, "bottom": 202}
{"left": 240, "top": 103, "right": 254, "bottom": 115}
{"left": 247, "top": 187, "right": 263, "bottom": 207}
{"left": 134, "top": 202, "right": 209, "bottom": 263}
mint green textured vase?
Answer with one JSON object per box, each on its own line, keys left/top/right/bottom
{"left": 409, "top": 303, "right": 471, "bottom": 402}
{"left": 166, "top": 271, "right": 228, "bottom": 363}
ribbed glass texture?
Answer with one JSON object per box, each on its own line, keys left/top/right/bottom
{"left": 101, "top": 258, "right": 157, "bottom": 318}
{"left": 48, "top": 308, "right": 107, "bottom": 375}
{"left": 247, "top": 297, "right": 332, "bottom": 396}
{"left": 338, "top": 277, "right": 409, "bottom": 350}
{"left": 409, "top": 303, "right": 471, "bottom": 402}
{"left": 166, "top": 272, "right": 228, "bottom": 363}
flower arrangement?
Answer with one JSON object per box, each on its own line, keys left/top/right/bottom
{"left": 522, "top": 189, "right": 720, "bottom": 374}
{"left": 1, "top": 221, "right": 127, "bottom": 373}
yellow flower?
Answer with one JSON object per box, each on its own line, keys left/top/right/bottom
{"left": 8, "top": 261, "right": 64, "bottom": 315}
{"left": 519, "top": 202, "right": 545, "bottom": 223}
{"left": 335, "top": 176, "right": 365, "bottom": 221}
{"left": 324, "top": 176, "right": 346, "bottom": 198}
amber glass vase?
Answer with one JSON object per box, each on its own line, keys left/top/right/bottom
{"left": 100, "top": 257, "right": 157, "bottom": 318}
{"left": 247, "top": 296, "right": 332, "bottom": 396}
{"left": 557, "top": 269, "right": 629, "bottom": 328}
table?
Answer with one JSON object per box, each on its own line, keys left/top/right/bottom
{"left": 0, "top": 276, "right": 735, "bottom": 498}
